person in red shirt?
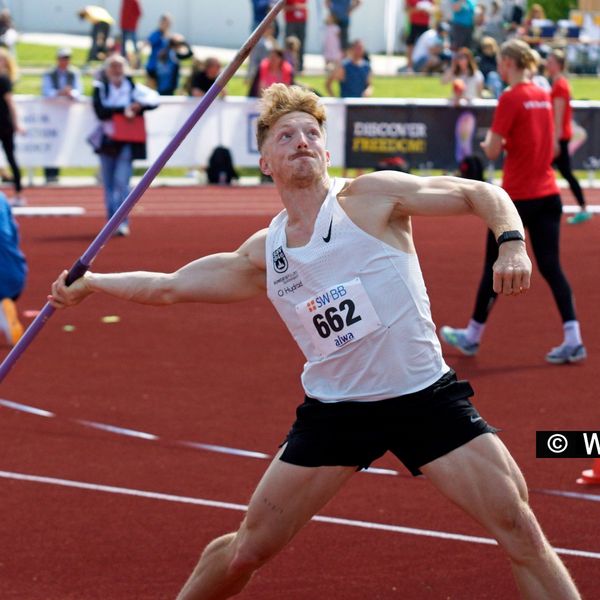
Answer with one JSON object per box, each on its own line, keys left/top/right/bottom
{"left": 404, "top": 0, "right": 432, "bottom": 72}
{"left": 284, "top": 0, "right": 307, "bottom": 72}
{"left": 546, "top": 49, "right": 590, "bottom": 225}
{"left": 441, "top": 39, "right": 586, "bottom": 364}
{"left": 120, "top": 0, "right": 142, "bottom": 67}
{"left": 258, "top": 48, "right": 293, "bottom": 95}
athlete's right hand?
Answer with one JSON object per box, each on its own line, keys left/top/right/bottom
{"left": 48, "top": 270, "right": 94, "bottom": 309}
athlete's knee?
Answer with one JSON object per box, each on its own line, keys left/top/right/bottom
{"left": 227, "top": 529, "right": 282, "bottom": 578}
{"left": 494, "top": 499, "right": 550, "bottom": 565}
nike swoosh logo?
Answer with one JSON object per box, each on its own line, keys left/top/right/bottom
{"left": 322, "top": 218, "right": 333, "bottom": 243}
{"left": 470, "top": 416, "right": 483, "bottom": 423}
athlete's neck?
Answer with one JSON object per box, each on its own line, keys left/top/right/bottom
{"left": 279, "top": 175, "right": 332, "bottom": 247}
{"left": 278, "top": 175, "right": 331, "bottom": 221}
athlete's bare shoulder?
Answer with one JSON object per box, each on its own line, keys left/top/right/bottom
{"left": 239, "top": 228, "right": 268, "bottom": 272}
{"left": 340, "top": 171, "right": 419, "bottom": 202}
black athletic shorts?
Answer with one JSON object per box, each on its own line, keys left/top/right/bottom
{"left": 280, "top": 370, "right": 497, "bottom": 476}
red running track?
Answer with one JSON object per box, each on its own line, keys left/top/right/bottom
{"left": 0, "top": 185, "right": 599, "bottom": 599}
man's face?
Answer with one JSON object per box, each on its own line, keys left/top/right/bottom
{"left": 259, "top": 111, "right": 329, "bottom": 185}
{"left": 350, "top": 42, "right": 364, "bottom": 60}
{"left": 106, "top": 61, "right": 125, "bottom": 83}
{"left": 58, "top": 56, "right": 70, "bottom": 69}
{"left": 205, "top": 60, "right": 220, "bottom": 78}
{"left": 546, "top": 55, "right": 560, "bottom": 77}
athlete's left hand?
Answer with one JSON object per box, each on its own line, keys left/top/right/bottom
{"left": 492, "top": 241, "right": 532, "bottom": 296}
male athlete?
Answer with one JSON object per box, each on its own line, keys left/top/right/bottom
{"left": 50, "top": 84, "right": 581, "bottom": 599}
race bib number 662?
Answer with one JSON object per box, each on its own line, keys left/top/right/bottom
{"left": 295, "top": 277, "right": 382, "bottom": 358}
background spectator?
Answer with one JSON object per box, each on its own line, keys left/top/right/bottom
{"left": 0, "top": 9, "right": 17, "bottom": 57}
{"left": 284, "top": 0, "right": 307, "bottom": 72}
{"left": 443, "top": 38, "right": 585, "bottom": 364}
{"left": 322, "top": 11, "right": 343, "bottom": 72}
{"left": 450, "top": 0, "right": 476, "bottom": 51}
{"left": 258, "top": 47, "right": 293, "bottom": 96}
{"left": 0, "top": 191, "right": 26, "bottom": 347}
{"left": 78, "top": 5, "right": 115, "bottom": 65}
{"left": 119, "top": 0, "right": 142, "bottom": 68}
{"left": 41, "top": 47, "right": 83, "bottom": 183}
{"left": 403, "top": 0, "right": 433, "bottom": 73}
{"left": 546, "top": 49, "right": 591, "bottom": 225}
{"left": 145, "top": 13, "right": 171, "bottom": 88}
{"left": 154, "top": 34, "right": 193, "bottom": 95}
{"left": 186, "top": 57, "right": 224, "bottom": 98}
{"left": 503, "top": 0, "right": 525, "bottom": 35}
{"left": 442, "top": 46, "right": 484, "bottom": 102}
{"left": 92, "top": 55, "right": 158, "bottom": 236}
{"left": 479, "top": 0, "right": 506, "bottom": 46}
{"left": 283, "top": 35, "right": 301, "bottom": 75}
{"left": 529, "top": 49, "right": 551, "bottom": 91}
{"left": 247, "top": 22, "right": 276, "bottom": 97}
{"left": 41, "top": 48, "right": 83, "bottom": 101}
{"left": 476, "top": 36, "right": 503, "bottom": 97}
{"left": 520, "top": 3, "right": 550, "bottom": 53}
{"left": 325, "top": 0, "right": 362, "bottom": 51}
{"left": 326, "top": 38, "right": 372, "bottom": 98}
{"left": 411, "top": 22, "right": 451, "bottom": 74}
{"left": 251, "top": 0, "right": 279, "bottom": 37}
{"left": 0, "top": 48, "right": 23, "bottom": 206}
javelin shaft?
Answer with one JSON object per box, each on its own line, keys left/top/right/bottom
{"left": 0, "top": 0, "right": 284, "bottom": 383}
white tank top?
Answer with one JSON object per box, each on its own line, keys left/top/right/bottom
{"left": 266, "top": 177, "right": 449, "bottom": 403}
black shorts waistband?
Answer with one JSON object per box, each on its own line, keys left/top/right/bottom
{"left": 304, "top": 369, "right": 462, "bottom": 408}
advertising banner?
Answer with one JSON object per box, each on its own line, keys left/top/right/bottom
{"left": 345, "top": 100, "right": 600, "bottom": 171}
{"left": 11, "top": 96, "right": 347, "bottom": 169}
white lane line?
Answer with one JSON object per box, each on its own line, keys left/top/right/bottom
{"left": 0, "top": 470, "right": 247, "bottom": 512}
{"left": 563, "top": 205, "right": 600, "bottom": 214}
{"left": 1, "top": 469, "right": 599, "bottom": 560}
{"left": 0, "top": 398, "right": 397, "bottom": 474}
{"left": 0, "top": 398, "right": 55, "bottom": 418}
{"left": 536, "top": 488, "right": 600, "bottom": 503}
{"left": 179, "top": 441, "right": 270, "bottom": 459}
{"left": 76, "top": 420, "right": 159, "bottom": 441}
{"left": 2, "top": 400, "right": 598, "bottom": 498}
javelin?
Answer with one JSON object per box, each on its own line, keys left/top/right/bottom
{"left": 0, "top": 0, "right": 285, "bottom": 383}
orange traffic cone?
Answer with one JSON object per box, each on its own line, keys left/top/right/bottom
{"left": 576, "top": 459, "right": 600, "bottom": 485}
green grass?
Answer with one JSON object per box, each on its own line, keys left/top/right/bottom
{"left": 16, "top": 43, "right": 89, "bottom": 67}
{"left": 14, "top": 41, "right": 600, "bottom": 100}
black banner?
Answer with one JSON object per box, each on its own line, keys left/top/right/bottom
{"left": 345, "top": 102, "right": 600, "bottom": 171}
{"left": 536, "top": 431, "right": 600, "bottom": 458}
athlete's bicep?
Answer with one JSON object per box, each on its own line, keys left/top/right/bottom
{"left": 170, "top": 230, "right": 267, "bottom": 303}
{"left": 347, "top": 171, "right": 474, "bottom": 217}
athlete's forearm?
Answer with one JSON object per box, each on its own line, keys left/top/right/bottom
{"left": 85, "top": 271, "right": 177, "bottom": 305}
{"left": 85, "top": 250, "right": 265, "bottom": 306}
{"left": 465, "top": 181, "right": 524, "bottom": 240}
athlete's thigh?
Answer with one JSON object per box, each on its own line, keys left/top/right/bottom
{"left": 420, "top": 433, "right": 528, "bottom": 530}
{"left": 239, "top": 447, "right": 356, "bottom": 553}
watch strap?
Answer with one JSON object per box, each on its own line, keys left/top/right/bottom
{"left": 497, "top": 230, "right": 525, "bottom": 246}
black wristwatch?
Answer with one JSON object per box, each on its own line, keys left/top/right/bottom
{"left": 497, "top": 230, "right": 525, "bottom": 246}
